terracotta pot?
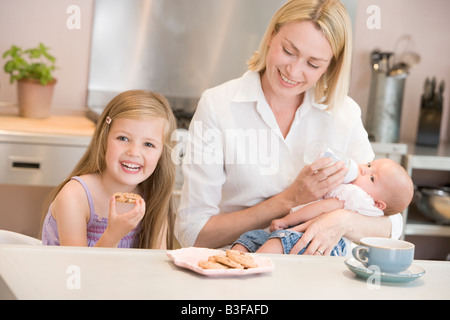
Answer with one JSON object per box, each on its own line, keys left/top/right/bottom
{"left": 17, "top": 78, "right": 57, "bottom": 118}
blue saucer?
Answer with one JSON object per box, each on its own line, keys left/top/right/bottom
{"left": 345, "top": 258, "right": 425, "bottom": 283}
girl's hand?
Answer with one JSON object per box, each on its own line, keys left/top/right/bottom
{"left": 283, "top": 157, "right": 347, "bottom": 207}
{"left": 288, "top": 209, "right": 350, "bottom": 256}
{"left": 105, "top": 196, "right": 146, "bottom": 243}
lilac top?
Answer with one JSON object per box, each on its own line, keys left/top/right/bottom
{"left": 41, "top": 176, "right": 139, "bottom": 248}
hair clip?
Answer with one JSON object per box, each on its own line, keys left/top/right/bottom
{"left": 106, "top": 116, "right": 112, "bottom": 125}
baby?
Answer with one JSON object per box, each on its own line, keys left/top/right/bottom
{"left": 232, "top": 158, "right": 414, "bottom": 256}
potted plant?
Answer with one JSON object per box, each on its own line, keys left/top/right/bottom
{"left": 2, "top": 43, "right": 57, "bottom": 118}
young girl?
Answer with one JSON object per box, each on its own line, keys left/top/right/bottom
{"left": 41, "top": 90, "right": 177, "bottom": 249}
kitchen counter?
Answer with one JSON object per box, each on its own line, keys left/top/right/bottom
{"left": 0, "top": 245, "right": 449, "bottom": 300}
{"left": 0, "top": 115, "right": 94, "bottom": 187}
{"left": 0, "top": 115, "right": 94, "bottom": 136}
{"left": 0, "top": 115, "right": 94, "bottom": 146}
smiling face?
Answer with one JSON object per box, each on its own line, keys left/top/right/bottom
{"left": 104, "top": 117, "right": 166, "bottom": 188}
{"left": 261, "top": 21, "right": 333, "bottom": 103}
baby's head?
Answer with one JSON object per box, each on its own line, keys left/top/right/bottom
{"left": 353, "top": 158, "right": 413, "bottom": 215}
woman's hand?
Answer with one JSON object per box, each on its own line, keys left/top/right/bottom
{"left": 283, "top": 158, "right": 347, "bottom": 208}
{"left": 103, "top": 196, "right": 146, "bottom": 246}
{"left": 288, "top": 209, "right": 351, "bottom": 256}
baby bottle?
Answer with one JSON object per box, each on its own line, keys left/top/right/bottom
{"left": 304, "top": 141, "right": 358, "bottom": 184}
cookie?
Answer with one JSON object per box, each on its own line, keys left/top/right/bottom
{"left": 113, "top": 192, "right": 142, "bottom": 204}
{"left": 226, "top": 250, "right": 257, "bottom": 268}
{"left": 214, "top": 255, "right": 245, "bottom": 269}
{"left": 198, "top": 260, "right": 229, "bottom": 269}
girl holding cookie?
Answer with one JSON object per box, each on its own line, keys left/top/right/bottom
{"left": 41, "top": 90, "right": 177, "bottom": 249}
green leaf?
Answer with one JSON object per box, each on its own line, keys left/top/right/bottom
{"left": 2, "top": 45, "right": 22, "bottom": 59}
{"left": 2, "top": 43, "right": 57, "bottom": 84}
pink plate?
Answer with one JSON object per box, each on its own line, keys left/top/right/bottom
{"left": 167, "top": 247, "right": 274, "bottom": 277}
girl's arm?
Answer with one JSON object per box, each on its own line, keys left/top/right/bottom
{"left": 53, "top": 181, "right": 145, "bottom": 247}
{"left": 271, "top": 198, "right": 345, "bottom": 231}
{"left": 52, "top": 180, "right": 91, "bottom": 246}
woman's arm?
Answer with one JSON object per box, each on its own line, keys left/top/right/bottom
{"left": 195, "top": 190, "right": 290, "bottom": 248}
{"left": 194, "top": 158, "right": 347, "bottom": 248}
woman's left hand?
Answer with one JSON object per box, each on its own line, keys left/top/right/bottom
{"left": 288, "top": 209, "right": 350, "bottom": 256}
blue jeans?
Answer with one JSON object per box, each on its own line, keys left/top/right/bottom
{"left": 233, "top": 229, "right": 347, "bottom": 256}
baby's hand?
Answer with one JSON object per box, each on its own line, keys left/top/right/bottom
{"left": 270, "top": 219, "right": 289, "bottom": 232}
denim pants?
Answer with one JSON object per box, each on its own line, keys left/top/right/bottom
{"left": 233, "top": 229, "right": 347, "bottom": 256}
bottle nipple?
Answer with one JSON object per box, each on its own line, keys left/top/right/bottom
{"left": 343, "top": 158, "right": 358, "bottom": 184}
{"left": 304, "top": 141, "right": 358, "bottom": 183}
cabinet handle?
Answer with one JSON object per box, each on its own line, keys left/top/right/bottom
{"left": 9, "top": 156, "right": 42, "bottom": 171}
{"left": 11, "top": 161, "right": 41, "bottom": 169}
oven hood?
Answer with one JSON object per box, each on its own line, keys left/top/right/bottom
{"left": 86, "top": 0, "right": 356, "bottom": 116}
{"left": 87, "top": 0, "right": 286, "bottom": 115}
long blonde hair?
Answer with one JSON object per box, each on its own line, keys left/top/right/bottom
{"left": 248, "top": 0, "right": 352, "bottom": 110}
{"left": 42, "top": 90, "right": 177, "bottom": 249}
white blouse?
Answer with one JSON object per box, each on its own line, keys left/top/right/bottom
{"left": 175, "top": 70, "right": 402, "bottom": 247}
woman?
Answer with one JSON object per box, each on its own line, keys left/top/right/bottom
{"left": 175, "top": 0, "right": 403, "bottom": 255}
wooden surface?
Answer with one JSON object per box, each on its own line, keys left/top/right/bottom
{"left": 0, "top": 115, "right": 95, "bottom": 136}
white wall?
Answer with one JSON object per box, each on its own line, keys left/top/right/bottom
{"left": 0, "top": 0, "right": 93, "bottom": 114}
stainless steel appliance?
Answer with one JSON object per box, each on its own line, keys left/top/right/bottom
{"left": 87, "top": 0, "right": 286, "bottom": 124}
{"left": 86, "top": 0, "right": 356, "bottom": 125}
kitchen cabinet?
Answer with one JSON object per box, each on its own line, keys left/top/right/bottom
{"left": 0, "top": 116, "right": 94, "bottom": 187}
{"left": 0, "top": 116, "right": 94, "bottom": 237}
{"left": 402, "top": 143, "right": 450, "bottom": 238}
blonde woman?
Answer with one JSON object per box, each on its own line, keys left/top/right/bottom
{"left": 41, "top": 90, "right": 177, "bottom": 249}
{"left": 176, "top": 0, "right": 404, "bottom": 254}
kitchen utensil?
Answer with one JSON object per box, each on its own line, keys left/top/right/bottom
{"left": 415, "top": 187, "right": 450, "bottom": 224}
{"left": 397, "top": 51, "right": 421, "bottom": 70}
{"left": 366, "top": 64, "right": 407, "bottom": 142}
{"left": 392, "top": 34, "right": 421, "bottom": 72}
{"left": 416, "top": 77, "right": 445, "bottom": 146}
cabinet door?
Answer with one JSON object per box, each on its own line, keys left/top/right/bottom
{"left": 0, "top": 142, "right": 86, "bottom": 187}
